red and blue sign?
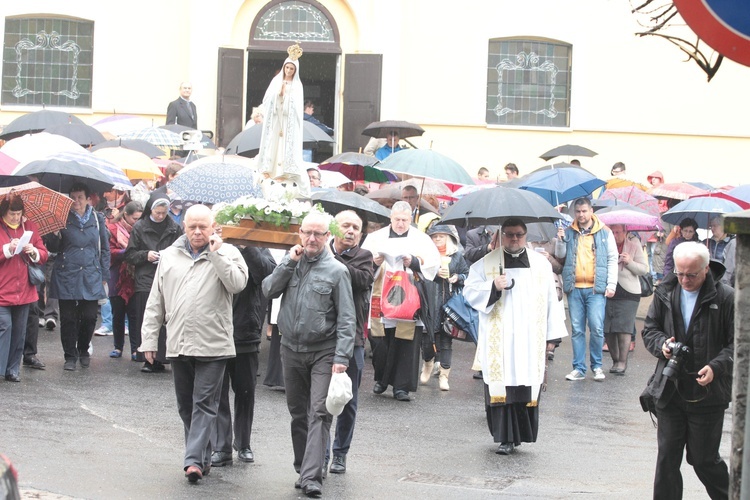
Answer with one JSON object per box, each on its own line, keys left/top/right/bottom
{"left": 673, "top": 0, "right": 750, "bottom": 67}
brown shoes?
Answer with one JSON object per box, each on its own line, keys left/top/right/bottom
{"left": 185, "top": 465, "right": 203, "bottom": 483}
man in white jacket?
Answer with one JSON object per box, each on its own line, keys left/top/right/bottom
{"left": 140, "top": 204, "right": 248, "bottom": 483}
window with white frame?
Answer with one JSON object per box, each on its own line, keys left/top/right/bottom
{"left": 2, "top": 16, "right": 94, "bottom": 108}
{"left": 487, "top": 38, "right": 571, "bottom": 127}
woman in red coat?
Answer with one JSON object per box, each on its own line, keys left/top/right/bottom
{"left": 0, "top": 194, "right": 48, "bottom": 382}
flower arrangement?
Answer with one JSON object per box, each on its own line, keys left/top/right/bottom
{"left": 214, "top": 195, "right": 318, "bottom": 229}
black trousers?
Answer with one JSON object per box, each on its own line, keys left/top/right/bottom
{"left": 110, "top": 295, "right": 137, "bottom": 354}
{"left": 212, "top": 352, "right": 258, "bottom": 453}
{"left": 131, "top": 291, "right": 166, "bottom": 362}
{"left": 24, "top": 298, "right": 40, "bottom": 359}
{"left": 654, "top": 398, "right": 728, "bottom": 500}
{"left": 59, "top": 299, "right": 98, "bottom": 361}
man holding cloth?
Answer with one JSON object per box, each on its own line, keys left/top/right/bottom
{"left": 464, "top": 218, "right": 567, "bottom": 455}
{"left": 362, "top": 201, "right": 440, "bottom": 402}
{"left": 140, "top": 205, "right": 248, "bottom": 483}
{"left": 642, "top": 242, "right": 733, "bottom": 499}
{"left": 262, "top": 211, "right": 355, "bottom": 498}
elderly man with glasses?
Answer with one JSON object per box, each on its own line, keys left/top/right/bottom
{"left": 642, "top": 241, "right": 733, "bottom": 500}
{"left": 262, "top": 211, "right": 355, "bottom": 498}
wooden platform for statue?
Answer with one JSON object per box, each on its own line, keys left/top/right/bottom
{"left": 221, "top": 218, "right": 300, "bottom": 250}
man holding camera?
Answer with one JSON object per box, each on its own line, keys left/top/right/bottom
{"left": 642, "top": 241, "right": 734, "bottom": 500}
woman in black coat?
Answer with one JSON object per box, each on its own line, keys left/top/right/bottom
{"left": 124, "top": 197, "right": 182, "bottom": 372}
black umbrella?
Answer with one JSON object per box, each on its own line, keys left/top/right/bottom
{"left": 225, "top": 123, "right": 334, "bottom": 157}
{"left": 44, "top": 123, "right": 106, "bottom": 147}
{"left": 0, "top": 110, "right": 85, "bottom": 141}
{"left": 539, "top": 144, "right": 598, "bottom": 161}
{"left": 362, "top": 120, "right": 425, "bottom": 139}
{"left": 13, "top": 153, "right": 124, "bottom": 193}
{"left": 311, "top": 189, "right": 391, "bottom": 224}
{"left": 90, "top": 139, "right": 166, "bottom": 158}
{"left": 160, "top": 124, "right": 217, "bottom": 149}
{"left": 440, "top": 186, "right": 563, "bottom": 227}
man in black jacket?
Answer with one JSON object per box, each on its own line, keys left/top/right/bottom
{"left": 464, "top": 225, "right": 497, "bottom": 265}
{"left": 211, "top": 246, "right": 276, "bottom": 467}
{"left": 642, "top": 241, "right": 733, "bottom": 500}
{"left": 326, "top": 210, "right": 374, "bottom": 475}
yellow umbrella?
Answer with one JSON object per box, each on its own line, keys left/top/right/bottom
{"left": 605, "top": 177, "right": 650, "bottom": 191}
{"left": 92, "top": 147, "right": 163, "bottom": 181}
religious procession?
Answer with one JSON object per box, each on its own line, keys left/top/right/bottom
{"left": 2, "top": 1, "right": 749, "bottom": 499}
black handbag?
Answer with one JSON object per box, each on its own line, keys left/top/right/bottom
{"left": 412, "top": 270, "right": 442, "bottom": 337}
{"left": 25, "top": 259, "right": 45, "bottom": 286}
{"left": 639, "top": 274, "right": 654, "bottom": 297}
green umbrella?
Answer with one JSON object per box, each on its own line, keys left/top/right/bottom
{"left": 379, "top": 149, "right": 473, "bottom": 185}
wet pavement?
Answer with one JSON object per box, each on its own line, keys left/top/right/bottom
{"left": 1, "top": 296, "right": 730, "bottom": 499}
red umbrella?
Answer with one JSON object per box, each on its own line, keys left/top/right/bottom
{"left": 689, "top": 191, "right": 750, "bottom": 210}
{"left": 0, "top": 181, "right": 73, "bottom": 235}
{"left": 598, "top": 186, "right": 661, "bottom": 215}
{"left": 648, "top": 182, "right": 708, "bottom": 200}
{"left": 0, "top": 152, "right": 19, "bottom": 176}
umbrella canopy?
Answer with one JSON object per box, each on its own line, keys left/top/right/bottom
{"left": 595, "top": 205, "right": 661, "bottom": 231}
{"left": 92, "top": 115, "right": 153, "bottom": 136}
{"left": 365, "top": 189, "right": 439, "bottom": 214}
{"left": 361, "top": 120, "right": 425, "bottom": 139}
{"left": 318, "top": 152, "right": 397, "bottom": 183}
{"left": 727, "top": 184, "right": 750, "bottom": 204}
{"left": 160, "top": 124, "right": 217, "bottom": 150}
{"left": 0, "top": 132, "right": 86, "bottom": 165}
{"left": 92, "top": 148, "right": 163, "bottom": 181}
{"left": 0, "top": 110, "right": 85, "bottom": 141}
{"left": 689, "top": 192, "right": 750, "bottom": 210}
{"left": 451, "top": 182, "right": 497, "bottom": 199}
{"left": 0, "top": 152, "right": 19, "bottom": 176}
{"left": 389, "top": 178, "right": 454, "bottom": 198}
{"left": 517, "top": 166, "right": 606, "bottom": 206}
{"left": 598, "top": 186, "right": 661, "bottom": 216}
{"left": 648, "top": 182, "right": 708, "bottom": 200}
{"left": 661, "top": 196, "right": 744, "bottom": 227}
{"left": 44, "top": 123, "right": 106, "bottom": 147}
{"left": 0, "top": 181, "right": 73, "bottom": 235}
{"left": 167, "top": 162, "right": 262, "bottom": 204}
{"left": 605, "top": 177, "right": 650, "bottom": 191}
{"left": 379, "top": 149, "right": 473, "bottom": 185}
{"left": 119, "top": 127, "right": 183, "bottom": 148}
{"left": 90, "top": 139, "right": 166, "bottom": 158}
{"left": 13, "top": 151, "right": 131, "bottom": 193}
{"left": 440, "top": 186, "right": 563, "bottom": 227}
{"left": 182, "top": 154, "right": 257, "bottom": 173}
{"left": 539, "top": 144, "right": 598, "bottom": 161}
{"left": 319, "top": 170, "right": 352, "bottom": 188}
{"left": 311, "top": 189, "right": 392, "bottom": 224}
{"left": 225, "top": 123, "right": 334, "bottom": 157}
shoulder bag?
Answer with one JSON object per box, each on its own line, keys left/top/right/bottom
{"left": 639, "top": 273, "right": 654, "bottom": 297}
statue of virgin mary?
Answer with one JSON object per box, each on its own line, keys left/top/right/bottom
{"left": 256, "top": 43, "right": 309, "bottom": 197}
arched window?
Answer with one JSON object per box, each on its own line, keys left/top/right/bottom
{"left": 254, "top": 1, "right": 335, "bottom": 43}
{"left": 486, "top": 38, "right": 571, "bottom": 128}
{"left": 2, "top": 15, "right": 94, "bottom": 108}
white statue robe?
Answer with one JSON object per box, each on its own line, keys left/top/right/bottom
{"left": 464, "top": 248, "right": 567, "bottom": 404}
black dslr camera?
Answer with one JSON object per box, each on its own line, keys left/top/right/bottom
{"left": 662, "top": 341, "right": 691, "bottom": 380}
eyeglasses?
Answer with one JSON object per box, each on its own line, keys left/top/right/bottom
{"left": 300, "top": 229, "right": 329, "bottom": 239}
{"left": 502, "top": 231, "right": 526, "bottom": 239}
{"left": 674, "top": 271, "right": 700, "bottom": 280}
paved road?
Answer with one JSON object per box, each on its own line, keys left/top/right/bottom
{"left": 1, "top": 299, "right": 730, "bottom": 499}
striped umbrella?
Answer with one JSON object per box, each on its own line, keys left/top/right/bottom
{"left": 119, "top": 127, "right": 183, "bottom": 148}
{"left": 14, "top": 151, "right": 132, "bottom": 193}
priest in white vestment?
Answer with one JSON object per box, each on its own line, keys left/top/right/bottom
{"left": 464, "top": 218, "right": 567, "bottom": 455}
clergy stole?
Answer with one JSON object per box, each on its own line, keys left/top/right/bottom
{"left": 475, "top": 248, "right": 548, "bottom": 405}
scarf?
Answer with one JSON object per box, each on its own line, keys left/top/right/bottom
{"left": 435, "top": 242, "right": 447, "bottom": 256}
{"left": 73, "top": 205, "right": 93, "bottom": 227}
{"left": 113, "top": 219, "right": 134, "bottom": 250}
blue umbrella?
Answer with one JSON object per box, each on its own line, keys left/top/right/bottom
{"left": 167, "top": 162, "right": 262, "bottom": 204}
{"left": 661, "top": 196, "right": 744, "bottom": 228}
{"left": 728, "top": 184, "right": 750, "bottom": 203}
{"left": 517, "top": 166, "right": 606, "bottom": 206}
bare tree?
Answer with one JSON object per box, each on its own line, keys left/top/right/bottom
{"left": 631, "top": 0, "right": 724, "bottom": 81}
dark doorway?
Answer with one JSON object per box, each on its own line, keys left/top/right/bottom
{"left": 246, "top": 50, "right": 338, "bottom": 162}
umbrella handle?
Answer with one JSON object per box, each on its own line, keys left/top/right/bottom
{"left": 504, "top": 278, "right": 515, "bottom": 290}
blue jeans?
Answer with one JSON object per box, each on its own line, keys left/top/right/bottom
{"left": 567, "top": 287, "right": 606, "bottom": 373}
{"left": 0, "top": 304, "right": 30, "bottom": 378}
{"left": 101, "top": 298, "right": 112, "bottom": 330}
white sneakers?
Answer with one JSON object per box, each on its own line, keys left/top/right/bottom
{"left": 94, "top": 326, "right": 113, "bottom": 336}
{"left": 565, "top": 368, "right": 605, "bottom": 381}
{"left": 565, "top": 370, "right": 585, "bottom": 381}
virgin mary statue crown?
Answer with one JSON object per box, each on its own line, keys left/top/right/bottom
{"left": 287, "top": 43, "right": 303, "bottom": 61}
